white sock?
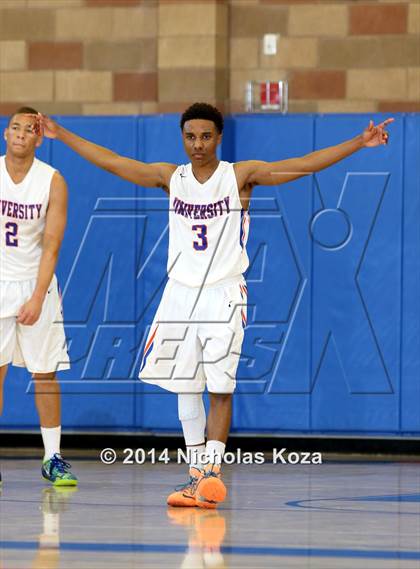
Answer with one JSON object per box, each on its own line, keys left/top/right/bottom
{"left": 205, "top": 440, "right": 225, "bottom": 466}
{"left": 178, "top": 394, "right": 206, "bottom": 470}
{"left": 186, "top": 444, "right": 206, "bottom": 470}
{"left": 41, "top": 426, "right": 61, "bottom": 462}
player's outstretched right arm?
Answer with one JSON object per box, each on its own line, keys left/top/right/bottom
{"left": 37, "top": 114, "right": 175, "bottom": 191}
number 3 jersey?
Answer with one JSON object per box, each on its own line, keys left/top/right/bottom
{"left": 0, "top": 156, "right": 55, "bottom": 281}
{"left": 168, "top": 161, "right": 250, "bottom": 287}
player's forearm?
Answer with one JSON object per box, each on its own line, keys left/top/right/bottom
{"left": 303, "top": 135, "right": 364, "bottom": 173}
{"left": 32, "top": 249, "right": 60, "bottom": 301}
{"left": 55, "top": 124, "right": 118, "bottom": 172}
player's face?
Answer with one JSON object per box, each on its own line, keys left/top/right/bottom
{"left": 4, "top": 114, "right": 42, "bottom": 158}
{"left": 182, "top": 119, "right": 221, "bottom": 165}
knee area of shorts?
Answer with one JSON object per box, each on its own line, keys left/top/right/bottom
{"left": 178, "top": 393, "right": 204, "bottom": 422}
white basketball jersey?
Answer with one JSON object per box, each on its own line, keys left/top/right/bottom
{"left": 168, "top": 161, "right": 250, "bottom": 286}
{"left": 0, "top": 156, "right": 55, "bottom": 281}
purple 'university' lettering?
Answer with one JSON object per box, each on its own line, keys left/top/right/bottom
{"left": 172, "top": 195, "right": 231, "bottom": 221}
{"left": 0, "top": 199, "right": 42, "bottom": 220}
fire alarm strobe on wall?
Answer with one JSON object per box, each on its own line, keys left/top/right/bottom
{"left": 245, "top": 81, "right": 288, "bottom": 113}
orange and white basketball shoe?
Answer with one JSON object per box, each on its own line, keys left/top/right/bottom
{"left": 167, "top": 467, "right": 203, "bottom": 507}
{"left": 195, "top": 464, "right": 227, "bottom": 509}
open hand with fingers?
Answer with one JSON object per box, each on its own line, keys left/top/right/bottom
{"left": 362, "top": 118, "right": 394, "bottom": 148}
{"left": 28, "top": 113, "right": 59, "bottom": 139}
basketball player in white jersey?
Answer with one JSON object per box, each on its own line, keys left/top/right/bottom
{"left": 37, "top": 104, "right": 392, "bottom": 507}
{"left": 0, "top": 107, "right": 77, "bottom": 486}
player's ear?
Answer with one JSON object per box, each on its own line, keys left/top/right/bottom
{"left": 4, "top": 127, "right": 8, "bottom": 141}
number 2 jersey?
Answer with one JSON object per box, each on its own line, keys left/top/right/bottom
{"left": 168, "top": 160, "right": 250, "bottom": 287}
{"left": 0, "top": 155, "right": 55, "bottom": 281}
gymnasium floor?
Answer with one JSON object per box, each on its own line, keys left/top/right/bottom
{"left": 1, "top": 457, "right": 419, "bottom": 569}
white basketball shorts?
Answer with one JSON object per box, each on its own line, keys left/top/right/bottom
{"left": 0, "top": 275, "right": 70, "bottom": 374}
{"left": 139, "top": 276, "right": 247, "bottom": 394}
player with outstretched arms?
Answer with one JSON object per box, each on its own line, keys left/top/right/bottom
{"left": 37, "top": 104, "right": 392, "bottom": 507}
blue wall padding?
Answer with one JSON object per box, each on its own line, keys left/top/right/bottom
{"left": 0, "top": 114, "right": 418, "bottom": 436}
{"left": 401, "top": 115, "right": 420, "bottom": 433}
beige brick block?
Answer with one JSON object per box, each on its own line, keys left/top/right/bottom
{"left": 230, "top": 69, "right": 287, "bottom": 102}
{"left": 58, "top": 7, "right": 156, "bottom": 40}
{"left": 35, "top": 102, "right": 83, "bottom": 115}
{"left": 288, "top": 100, "right": 318, "bottom": 113}
{"left": 55, "top": 71, "right": 112, "bottom": 102}
{"left": 0, "top": 8, "right": 54, "bottom": 40}
{"left": 56, "top": 9, "right": 113, "bottom": 40}
{"left": 319, "top": 37, "right": 420, "bottom": 69}
{"left": 0, "top": 1, "right": 26, "bottom": 7}
{"left": 27, "top": 0, "right": 83, "bottom": 6}
{"left": 317, "top": 100, "right": 377, "bottom": 113}
{"left": 347, "top": 69, "right": 406, "bottom": 100}
{"left": 408, "top": 3, "right": 420, "bottom": 34}
{"left": 260, "top": 38, "right": 318, "bottom": 69}
{"left": 140, "top": 101, "right": 158, "bottom": 115}
{"left": 230, "top": 5, "right": 288, "bottom": 37}
{"left": 159, "top": 69, "right": 222, "bottom": 102}
{"left": 112, "top": 7, "right": 157, "bottom": 39}
{"left": 85, "top": 40, "right": 157, "bottom": 71}
{"left": 0, "top": 71, "right": 53, "bottom": 102}
{"left": 289, "top": 5, "right": 348, "bottom": 37}
{"left": 57, "top": 7, "right": 157, "bottom": 41}
{"left": 82, "top": 103, "right": 143, "bottom": 115}
{"left": 159, "top": 37, "right": 226, "bottom": 69}
{"left": 159, "top": 3, "right": 227, "bottom": 37}
{"left": 0, "top": 41, "right": 26, "bottom": 71}
{"left": 230, "top": 38, "right": 259, "bottom": 69}
{"left": 408, "top": 68, "right": 420, "bottom": 101}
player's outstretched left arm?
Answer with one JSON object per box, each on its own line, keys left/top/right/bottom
{"left": 236, "top": 118, "right": 394, "bottom": 188}
{"left": 17, "top": 172, "right": 67, "bottom": 326}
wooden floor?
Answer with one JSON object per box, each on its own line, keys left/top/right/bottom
{"left": 1, "top": 458, "right": 419, "bottom": 568}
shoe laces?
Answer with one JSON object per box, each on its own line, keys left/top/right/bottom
{"left": 49, "top": 454, "right": 72, "bottom": 474}
{"left": 175, "top": 474, "right": 199, "bottom": 493}
{"left": 204, "top": 465, "right": 221, "bottom": 478}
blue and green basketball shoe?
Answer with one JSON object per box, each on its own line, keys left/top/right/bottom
{"left": 42, "top": 454, "right": 78, "bottom": 487}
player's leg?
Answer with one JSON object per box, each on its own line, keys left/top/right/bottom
{"left": 206, "top": 392, "right": 232, "bottom": 460}
{"left": 0, "top": 365, "right": 8, "bottom": 417}
{"left": 193, "top": 392, "right": 232, "bottom": 509}
{"left": 140, "top": 280, "right": 208, "bottom": 507}
{"left": 179, "top": 393, "right": 206, "bottom": 469}
{"left": 0, "top": 314, "right": 17, "bottom": 417}
{"left": 196, "top": 278, "right": 246, "bottom": 508}
{"left": 0, "top": 313, "right": 16, "bottom": 486}
{"left": 167, "top": 392, "right": 207, "bottom": 507}
{"left": 33, "top": 372, "right": 60, "bottom": 427}
{"left": 17, "top": 277, "right": 75, "bottom": 486}
{"left": 32, "top": 372, "right": 76, "bottom": 486}
{"left": 33, "top": 371, "right": 61, "bottom": 452}
{"left": 0, "top": 365, "right": 8, "bottom": 486}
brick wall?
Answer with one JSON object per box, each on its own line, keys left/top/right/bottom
{"left": 0, "top": 0, "right": 418, "bottom": 115}
{"left": 230, "top": 0, "right": 420, "bottom": 113}
{"left": 0, "top": 0, "right": 158, "bottom": 115}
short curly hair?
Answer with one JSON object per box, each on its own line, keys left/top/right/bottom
{"left": 180, "top": 102, "right": 224, "bottom": 134}
{"left": 9, "top": 106, "right": 38, "bottom": 125}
